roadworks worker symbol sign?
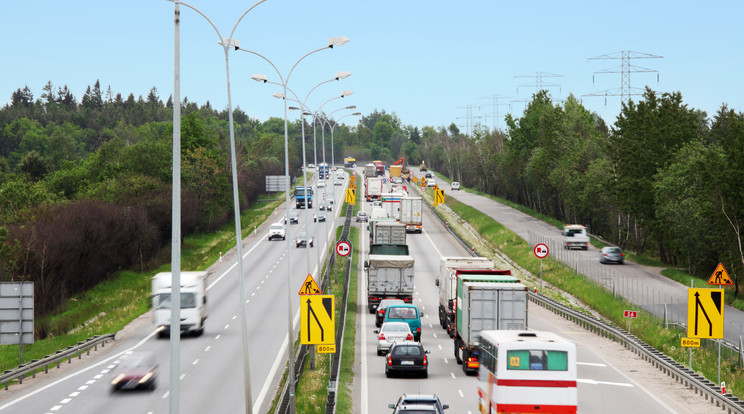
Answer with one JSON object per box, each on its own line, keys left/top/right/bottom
{"left": 298, "top": 274, "right": 321, "bottom": 295}
{"left": 707, "top": 263, "right": 732, "bottom": 286}
{"left": 687, "top": 288, "right": 724, "bottom": 339}
{"left": 300, "top": 295, "right": 335, "bottom": 345}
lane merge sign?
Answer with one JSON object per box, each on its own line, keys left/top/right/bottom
{"left": 336, "top": 241, "right": 351, "bottom": 257}
{"left": 534, "top": 243, "right": 549, "bottom": 259}
{"left": 300, "top": 295, "right": 335, "bottom": 345}
{"left": 687, "top": 288, "right": 724, "bottom": 339}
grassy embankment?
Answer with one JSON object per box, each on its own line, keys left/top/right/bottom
{"left": 420, "top": 185, "right": 744, "bottom": 398}
{"left": 0, "top": 194, "right": 287, "bottom": 375}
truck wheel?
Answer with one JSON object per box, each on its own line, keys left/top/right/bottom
{"left": 454, "top": 340, "right": 463, "bottom": 364}
{"left": 462, "top": 348, "right": 470, "bottom": 374}
{"left": 583, "top": 246, "right": 588, "bottom": 250}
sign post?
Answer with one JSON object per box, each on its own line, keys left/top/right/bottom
{"left": 623, "top": 310, "right": 638, "bottom": 333}
{"left": 533, "top": 243, "right": 549, "bottom": 294}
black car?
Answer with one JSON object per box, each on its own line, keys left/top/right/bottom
{"left": 376, "top": 298, "right": 405, "bottom": 328}
{"left": 389, "top": 394, "right": 449, "bottom": 413}
{"left": 110, "top": 352, "right": 158, "bottom": 392}
{"left": 385, "top": 341, "right": 429, "bottom": 378}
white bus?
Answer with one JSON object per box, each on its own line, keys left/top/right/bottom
{"left": 477, "top": 330, "right": 577, "bottom": 414}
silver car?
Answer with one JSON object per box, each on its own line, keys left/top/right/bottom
{"left": 599, "top": 246, "right": 624, "bottom": 264}
{"left": 374, "top": 321, "right": 413, "bottom": 356}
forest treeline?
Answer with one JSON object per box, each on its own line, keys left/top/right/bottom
{"left": 1, "top": 80, "right": 743, "bottom": 338}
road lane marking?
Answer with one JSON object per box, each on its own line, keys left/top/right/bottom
{"left": 77, "top": 386, "right": 87, "bottom": 391}
{"left": 205, "top": 346, "right": 211, "bottom": 352}
{"left": 162, "top": 391, "right": 169, "bottom": 399}
{"left": 450, "top": 372, "right": 456, "bottom": 379}
{"left": 578, "top": 361, "right": 607, "bottom": 367}
{"left": 50, "top": 406, "right": 61, "bottom": 411}
{"left": 444, "top": 357, "right": 449, "bottom": 363}
{"left": 192, "top": 359, "right": 199, "bottom": 365}
{"left": 215, "top": 335, "right": 221, "bottom": 340}
{"left": 577, "top": 378, "right": 633, "bottom": 387}
{"left": 458, "top": 389, "right": 464, "bottom": 397}
{"left": 224, "top": 324, "right": 230, "bottom": 329}
{"left": 69, "top": 392, "right": 79, "bottom": 397}
{"left": 60, "top": 398, "right": 71, "bottom": 404}
{"left": 85, "top": 380, "right": 95, "bottom": 385}
{"left": 232, "top": 315, "right": 237, "bottom": 320}
{"left": 433, "top": 333, "right": 438, "bottom": 338}
{"left": 180, "top": 374, "right": 186, "bottom": 380}
{"left": 93, "top": 375, "right": 102, "bottom": 379}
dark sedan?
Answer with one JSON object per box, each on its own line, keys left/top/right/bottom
{"left": 296, "top": 233, "right": 314, "bottom": 248}
{"left": 385, "top": 341, "right": 429, "bottom": 378}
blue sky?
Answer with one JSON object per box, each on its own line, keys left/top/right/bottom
{"left": 2, "top": 1, "right": 743, "bottom": 131}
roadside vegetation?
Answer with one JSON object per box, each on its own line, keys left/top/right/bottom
{"left": 428, "top": 193, "right": 744, "bottom": 399}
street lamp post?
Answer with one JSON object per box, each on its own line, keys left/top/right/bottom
{"left": 329, "top": 112, "right": 362, "bottom": 172}
{"left": 167, "top": 2, "right": 266, "bottom": 413}
{"left": 238, "top": 36, "right": 349, "bottom": 414}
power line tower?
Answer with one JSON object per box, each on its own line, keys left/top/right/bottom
{"left": 585, "top": 50, "right": 662, "bottom": 104}
{"left": 478, "top": 94, "right": 512, "bottom": 131}
{"left": 514, "top": 71, "right": 563, "bottom": 96}
{"left": 456, "top": 104, "right": 474, "bottom": 136}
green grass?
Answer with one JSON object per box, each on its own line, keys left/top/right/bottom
{"left": 437, "top": 195, "right": 744, "bottom": 399}
{"left": 294, "top": 226, "right": 358, "bottom": 413}
{"left": 0, "top": 196, "right": 284, "bottom": 376}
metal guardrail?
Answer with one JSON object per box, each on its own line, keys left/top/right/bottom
{"left": 1, "top": 334, "right": 115, "bottom": 390}
{"left": 415, "top": 177, "right": 744, "bottom": 413}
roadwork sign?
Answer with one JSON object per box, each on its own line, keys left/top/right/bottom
{"left": 434, "top": 190, "right": 445, "bottom": 205}
{"left": 300, "top": 295, "right": 335, "bottom": 345}
{"left": 298, "top": 274, "right": 321, "bottom": 295}
{"left": 345, "top": 188, "right": 356, "bottom": 205}
{"left": 687, "top": 288, "right": 724, "bottom": 339}
{"left": 707, "top": 263, "right": 732, "bottom": 286}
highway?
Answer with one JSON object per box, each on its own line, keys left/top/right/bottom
{"left": 0, "top": 171, "right": 347, "bottom": 414}
{"left": 354, "top": 174, "right": 713, "bottom": 414}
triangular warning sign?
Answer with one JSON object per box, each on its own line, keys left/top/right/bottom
{"left": 707, "top": 263, "right": 732, "bottom": 286}
{"left": 298, "top": 274, "right": 322, "bottom": 295}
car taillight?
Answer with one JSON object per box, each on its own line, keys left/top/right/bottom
{"left": 417, "top": 327, "right": 421, "bottom": 333}
{"left": 387, "top": 355, "right": 392, "bottom": 366}
{"left": 377, "top": 309, "right": 384, "bottom": 315}
{"left": 379, "top": 333, "right": 385, "bottom": 340}
{"left": 406, "top": 333, "right": 413, "bottom": 340}
{"left": 423, "top": 355, "right": 428, "bottom": 366}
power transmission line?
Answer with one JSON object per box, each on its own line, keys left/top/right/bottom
{"left": 478, "top": 94, "right": 512, "bottom": 130}
{"left": 514, "top": 71, "right": 563, "bottom": 95}
{"left": 585, "top": 50, "right": 663, "bottom": 105}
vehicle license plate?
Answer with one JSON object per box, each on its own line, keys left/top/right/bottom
{"left": 401, "top": 360, "right": 414, "bottom": 365}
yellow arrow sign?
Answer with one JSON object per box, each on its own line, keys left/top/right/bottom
{"left": 345, "top": 188, "right": 356, "bottom": 205}
{"left": 434, "top": 189, "right": 445, "bottom": 205}
{"left": 687, "top": 288, "right": 724, "bottom": 339}
{"left": 300, "top": 295, "right": 335, "bottom": 345}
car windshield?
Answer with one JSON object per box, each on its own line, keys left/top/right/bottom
{"left": 606, "top": 247, "right": 622, "bottom": 253}
{"left": 388, "top": 307, "right": 417, "bottom": 319}
{"left": 270, "top": 224, "right": 283, "bottom": 230}
{"left": 393, "top": 345, "right": 421, "bottom": 356}
{"left": 298, "top": 233, "right": 308, "bottom": 239}
{"left": 156, "top": 293, "right": 197, "bottom": 309}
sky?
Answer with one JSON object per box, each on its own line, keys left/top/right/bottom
{"left": 2, "top": 1, "right": 743, "bottom": 132}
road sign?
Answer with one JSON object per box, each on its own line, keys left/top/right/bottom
{"left": 317, "top": 344, "right": 336, "bottom": 354}
{"left": 681, "top": 337, "right": 701, "bottom": 348}
{"left": 300, "top": 295, "right": 335, "bottom": 345}
{"left": 687, "top": 288, "right": 724, "bottom": 339}
{"left": 336, "top": 241, "right": 351, "bottom": 257}
{"left": 434, "top": 190, "right": 445, "bottom": 205}
{"left": 349, "top": 181, "right": 356, "bottom": 189}
{"left": 345, "top": 188, "right": 356, "bottom": 205}
{"left": 413, "top": 176, "right": 419, "bottom": 183}
{"left": 623, "top": 310, "right": 638, "bottom": 318}
{"left": 298, "top": 274, "right": 321, "bottom": 295}
{"left": 433, "top": 184, "right": 440, "bottom": 191}
{"left": 534, "top": 243, "right": 549, "bottom": 258}
{"left": 708, "top": 263, "right": 732, "bottom": 285}
{"left": 350, "top": 175, "right": 356, "bottom": 183}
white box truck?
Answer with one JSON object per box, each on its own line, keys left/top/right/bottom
{"left": 400, "top": 196, "right": 423, "bottom": 233}
{"left": 381, "top": 192, "right": 404, "bottom": 220}
{"left": 364, "top": 254, "right": 415, "bottom": 313}
{"left": 366, "top": 177, "right": 383, "bottom": 201}
{"left": 152, "top": 271, "right": 208, "bottom": 337}
{"left": 563, "top": 224, "right": 589, "bottom": 250}
{"left": 453, "top": 275, "right": 527, "bottom": 375}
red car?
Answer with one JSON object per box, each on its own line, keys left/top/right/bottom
{"left": 111, "top": 352, "right": 158, "bottom": 392}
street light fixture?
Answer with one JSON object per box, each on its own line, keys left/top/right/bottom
{"left": 238, "top": 37, "right": 349, "bottom": 414}
{"left": 167, "top": 1, "right": 266, "bottom": 413}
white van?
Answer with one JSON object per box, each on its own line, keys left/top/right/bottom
{"left": 427, "top": 178, "right": 436, "bottom": 187}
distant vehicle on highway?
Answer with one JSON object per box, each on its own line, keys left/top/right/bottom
{"left": 451, "top": 181, "right": 460, "bottom": 190}
{"left": 375, "top": 298, "right": 405, "bottom": 327}
{"left": 285, "top": 212, "right": 299, "bottom": 224}
{"left": 317, "top": 181, "right": 326, "bottom": 188}
{"left": 295, "top": 232, "right": 314, "bottom": 248}
{"left": 314, "top": 212, "right": 326, "bottom": 222}
{"left": 110, "top": 352, "right": 158, "bottom": 392}
{"left": 599, "top": 246, "right": 624, "bottom": 264}
{"left": 356, "top": 211, "right": 369, "bottom": 222}
{"left": 374, "top": 321, "right": 413, "bottom": 356}
{"left": 426, "top": 178, "right": 436, "bottom": 188}
{"left": 389, "top": 394, "right": 450, "bottom": 413}
{"left": 385, "top": 341, "right": 429, "bottom": 378}
{"left": 268, "top": 223, "right": 286, "bottom": 240}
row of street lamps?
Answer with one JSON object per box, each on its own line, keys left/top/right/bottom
{"left": 168, "top": 2, "right": 361, "bottom": 414}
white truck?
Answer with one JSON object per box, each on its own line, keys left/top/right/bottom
{"left": 436, "top": 257, "right": 497, "bottom": 332}
{"left": 152, "top": 271, "right": 208, "bottom": 337}
{"left": 366, "top": 177, "right": 383, "bottom": 201}
{"left": 372, "top": 221, "right": 406, "bottom": 245}
{"left": 381, "top": 192, "right": 405, "bottom": 220}
{"left": 400, "top": 196, "right": 423, "bottom": 233}
{"left": 364, "top": 254, "right": 415, "bottom": 313}
{"left": 364, "top": 163, "right": 377, "bottom": 178}
{"left": 453, "top": 275, "right": 528, "bottom": 375}
{"left": 563, "top": 224, "right": 589, "bottom": 250}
